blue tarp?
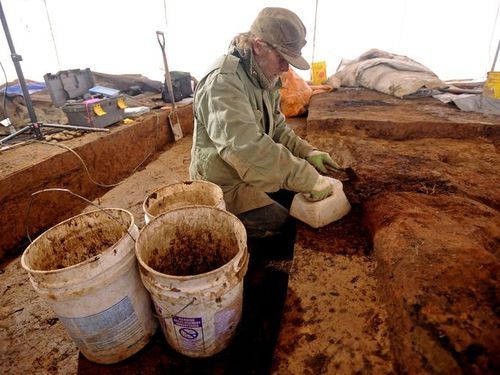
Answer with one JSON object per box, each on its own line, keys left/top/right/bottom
{"left": 0, "top": 82, "right": 46, "bottom": 97}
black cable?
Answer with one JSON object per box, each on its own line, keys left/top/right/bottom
{"left": 0, "top": 59, "right": 8, "bottom": 119}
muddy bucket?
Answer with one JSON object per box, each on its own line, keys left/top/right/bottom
{"left": 135, "top": 206, "right": 248, "bottom": 357}
{"left": 21, "top": 208, "right": 157, "bottom": 364}
{"left": 143, "top": 180, "right": 225, "bottom": 224}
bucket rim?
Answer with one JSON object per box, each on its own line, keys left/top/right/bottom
{"left": 21, "top": 208, "right": 136, "bottom": 275}
{"left": 142, "top": 180, "right": 223, "bottom": 219}
{"left": 136, "top": 205, "right": 247, "bottom": 280}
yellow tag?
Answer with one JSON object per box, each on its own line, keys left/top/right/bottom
{"left": 117, "top": 97, "right": 127, "bottom": 109}
{"left": 311, "top": 61, "right": 327, "bottom": 85}
{"left": 93, "top": 104, "right": 107, "bottom": 116}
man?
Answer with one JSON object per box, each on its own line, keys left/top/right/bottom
{"left": 190, "top": 7, "right": 340, "bottom": 238}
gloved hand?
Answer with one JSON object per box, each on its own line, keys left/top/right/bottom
{"left": 306, "top": 150, "right": 340, "bottom": 174}
{"left": 305, "top": 175, "right": 333, "bottom": 201}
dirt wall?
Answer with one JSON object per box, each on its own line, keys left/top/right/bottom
{"left": 364, "top": 193, "right": 500, "bottom": 373}
{"left": 0, "top": 106, "right": 193, "bottom": 260}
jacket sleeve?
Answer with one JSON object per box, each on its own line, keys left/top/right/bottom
{"left": 197, "top": 71, "right": 318, "bottom": 194}
{"left": 271, "top": 90, "right": 316, "bottom": 158}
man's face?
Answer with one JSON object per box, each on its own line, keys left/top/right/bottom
{"left": 253, "top": 39, "right": 289, "bottom": 87}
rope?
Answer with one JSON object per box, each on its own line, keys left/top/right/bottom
{"left": 163, "top": 0, "right": 168, "bottom": 29}
{"left": 153, "top": 297, "right": 196, "bottom": 320}
{"left": 35, "top": 140, "right": 122, "bottom": 188}
{"left": 30, "top": 113, "right": 163, "bottom": 188}
{"left": 43, "top": 0, "right": 61, "bottom": 70}
{"left": 23, "top": 114, "right": 166, "bottom": 242}
{"left": 25, "top": 188, "right": 137, "bottom": 243}
{"left": 488, "top": 1, "right": 500, "bottom": 71}
{"left": 312, "top": 0, "right": 319, "bottom": 64}
{"left": 0, "top": 59, "right": 8, "bottom": 119}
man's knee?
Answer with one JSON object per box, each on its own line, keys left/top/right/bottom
{"left": 237, "top": 202, "right": 289, "bottom": 238}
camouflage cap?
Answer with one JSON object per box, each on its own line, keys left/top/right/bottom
{"left": 250, "top": 7, "right": 310, "bottom": 70}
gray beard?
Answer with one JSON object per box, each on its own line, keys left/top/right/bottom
{"left": 253, "top": 59, "right": 280, "bottom": 90}
{"left": 268, "top": 76, "right": 280, "bottom": 88}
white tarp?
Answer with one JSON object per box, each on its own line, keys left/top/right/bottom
{"left": 328, "top": 49, "right": 446, "bottom": 98}
{"left": 433, "top": 92, "right": 500, "bottom": 115}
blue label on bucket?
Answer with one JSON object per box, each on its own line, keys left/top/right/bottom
{"left": 172, "top": 316, "right": 204, "bottom": 352}
{"left": 214, "top": 304, "right": 238, "bottom": 341}
{"left": 59, "top": 296, "right": 144, "bottom": 353}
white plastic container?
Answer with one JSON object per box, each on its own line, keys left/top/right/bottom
{"left": 289, "top": 177, "right": 351, "bottom": 228}
{"left": 143, "top": 180, "right": 225, "bottom": 224}
{"left": 21, "top": 208, "right": 157, "bottom": 364}
{"left": 135, "top": 206, "right": 248, "bottom": 358}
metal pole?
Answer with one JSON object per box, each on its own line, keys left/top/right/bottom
{"left": 0, "top": 0, "right": 38, "bottom": 124}
{"left": 0, "top": 0, "right": 109, "bottom": 145}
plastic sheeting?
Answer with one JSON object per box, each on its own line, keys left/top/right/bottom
{"left": 328, "top": 49, "right": 445, "bottom": 98}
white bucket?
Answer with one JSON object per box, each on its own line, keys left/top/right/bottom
{"left": 143, "top": 180, "right": 225, "bottom": 224}
{"left": 21, "top": 208, "right": 158, "bottom": 364}
{"left": 135, "top": 206, "right": 248, "bottom": 358}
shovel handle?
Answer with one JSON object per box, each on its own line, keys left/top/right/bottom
{"left": 156, "top": 31, "right": 165, "bottom": 50}
{"left": 155, "top": 30, "right": 177, "bottom": 110}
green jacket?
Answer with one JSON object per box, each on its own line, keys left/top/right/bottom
{"left": 189, "top": 52, "right": 319, "bottom": 214}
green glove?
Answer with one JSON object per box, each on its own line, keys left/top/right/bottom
{"left": 305, "top": 175, "right": 333, "bottom": 201}
{"left": 306, "top": 150, "right": 340, "bottom": 174}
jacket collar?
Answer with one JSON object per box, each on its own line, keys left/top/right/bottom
{"left": 229, "top": 44, "right": 282, "bottom": 91}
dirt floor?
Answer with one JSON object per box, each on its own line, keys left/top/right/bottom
{"left": 292, "top": 89, "right": 500, "bottom": 373}
{"left": 0, "top": 87, "right": 499, "bottom": 374}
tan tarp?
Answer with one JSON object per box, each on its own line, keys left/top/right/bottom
{"left": 328, "top": 49, "right": 445, "bottom": 98}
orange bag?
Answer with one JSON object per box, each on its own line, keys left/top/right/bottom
{"left": 311, "top": 84, "right": 334, "bottom": 96}
{"left": 279, "top": 69, "right": 313, "bottom": 117}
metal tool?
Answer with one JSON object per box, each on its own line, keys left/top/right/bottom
{"left": 156, "top": 31, "right": 183, "bottom": 141}
{"left": 326, "top": 164, "right": 358, "bottom": 181}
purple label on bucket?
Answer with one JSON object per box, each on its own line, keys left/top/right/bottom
{"left": 172, "top": 316, "right": 204, "bottom": 351}
{"left": 172, "top": 316, "right": 202, "bottom": 328}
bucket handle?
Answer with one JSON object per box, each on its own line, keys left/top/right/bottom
{"left": 153, "top": 297, "right": 196, "bottom": 320}
{"left": 25, "top": 188, "right": 136, "bottom": 243}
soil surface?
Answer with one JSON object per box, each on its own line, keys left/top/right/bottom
{"left": 273, "top": 247, "right": 394, "bottom": 374}
{"left": 24, "top": 210, "right": 129, "bottom": 271}
{"left": 281, "top": 88, "right": 499, "bottom": 374}
{"left": 0, "top": 87, "right": 499, "bottom": 374}
{"left": 365, "top": 192, "right": 499, "bottom": 373}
